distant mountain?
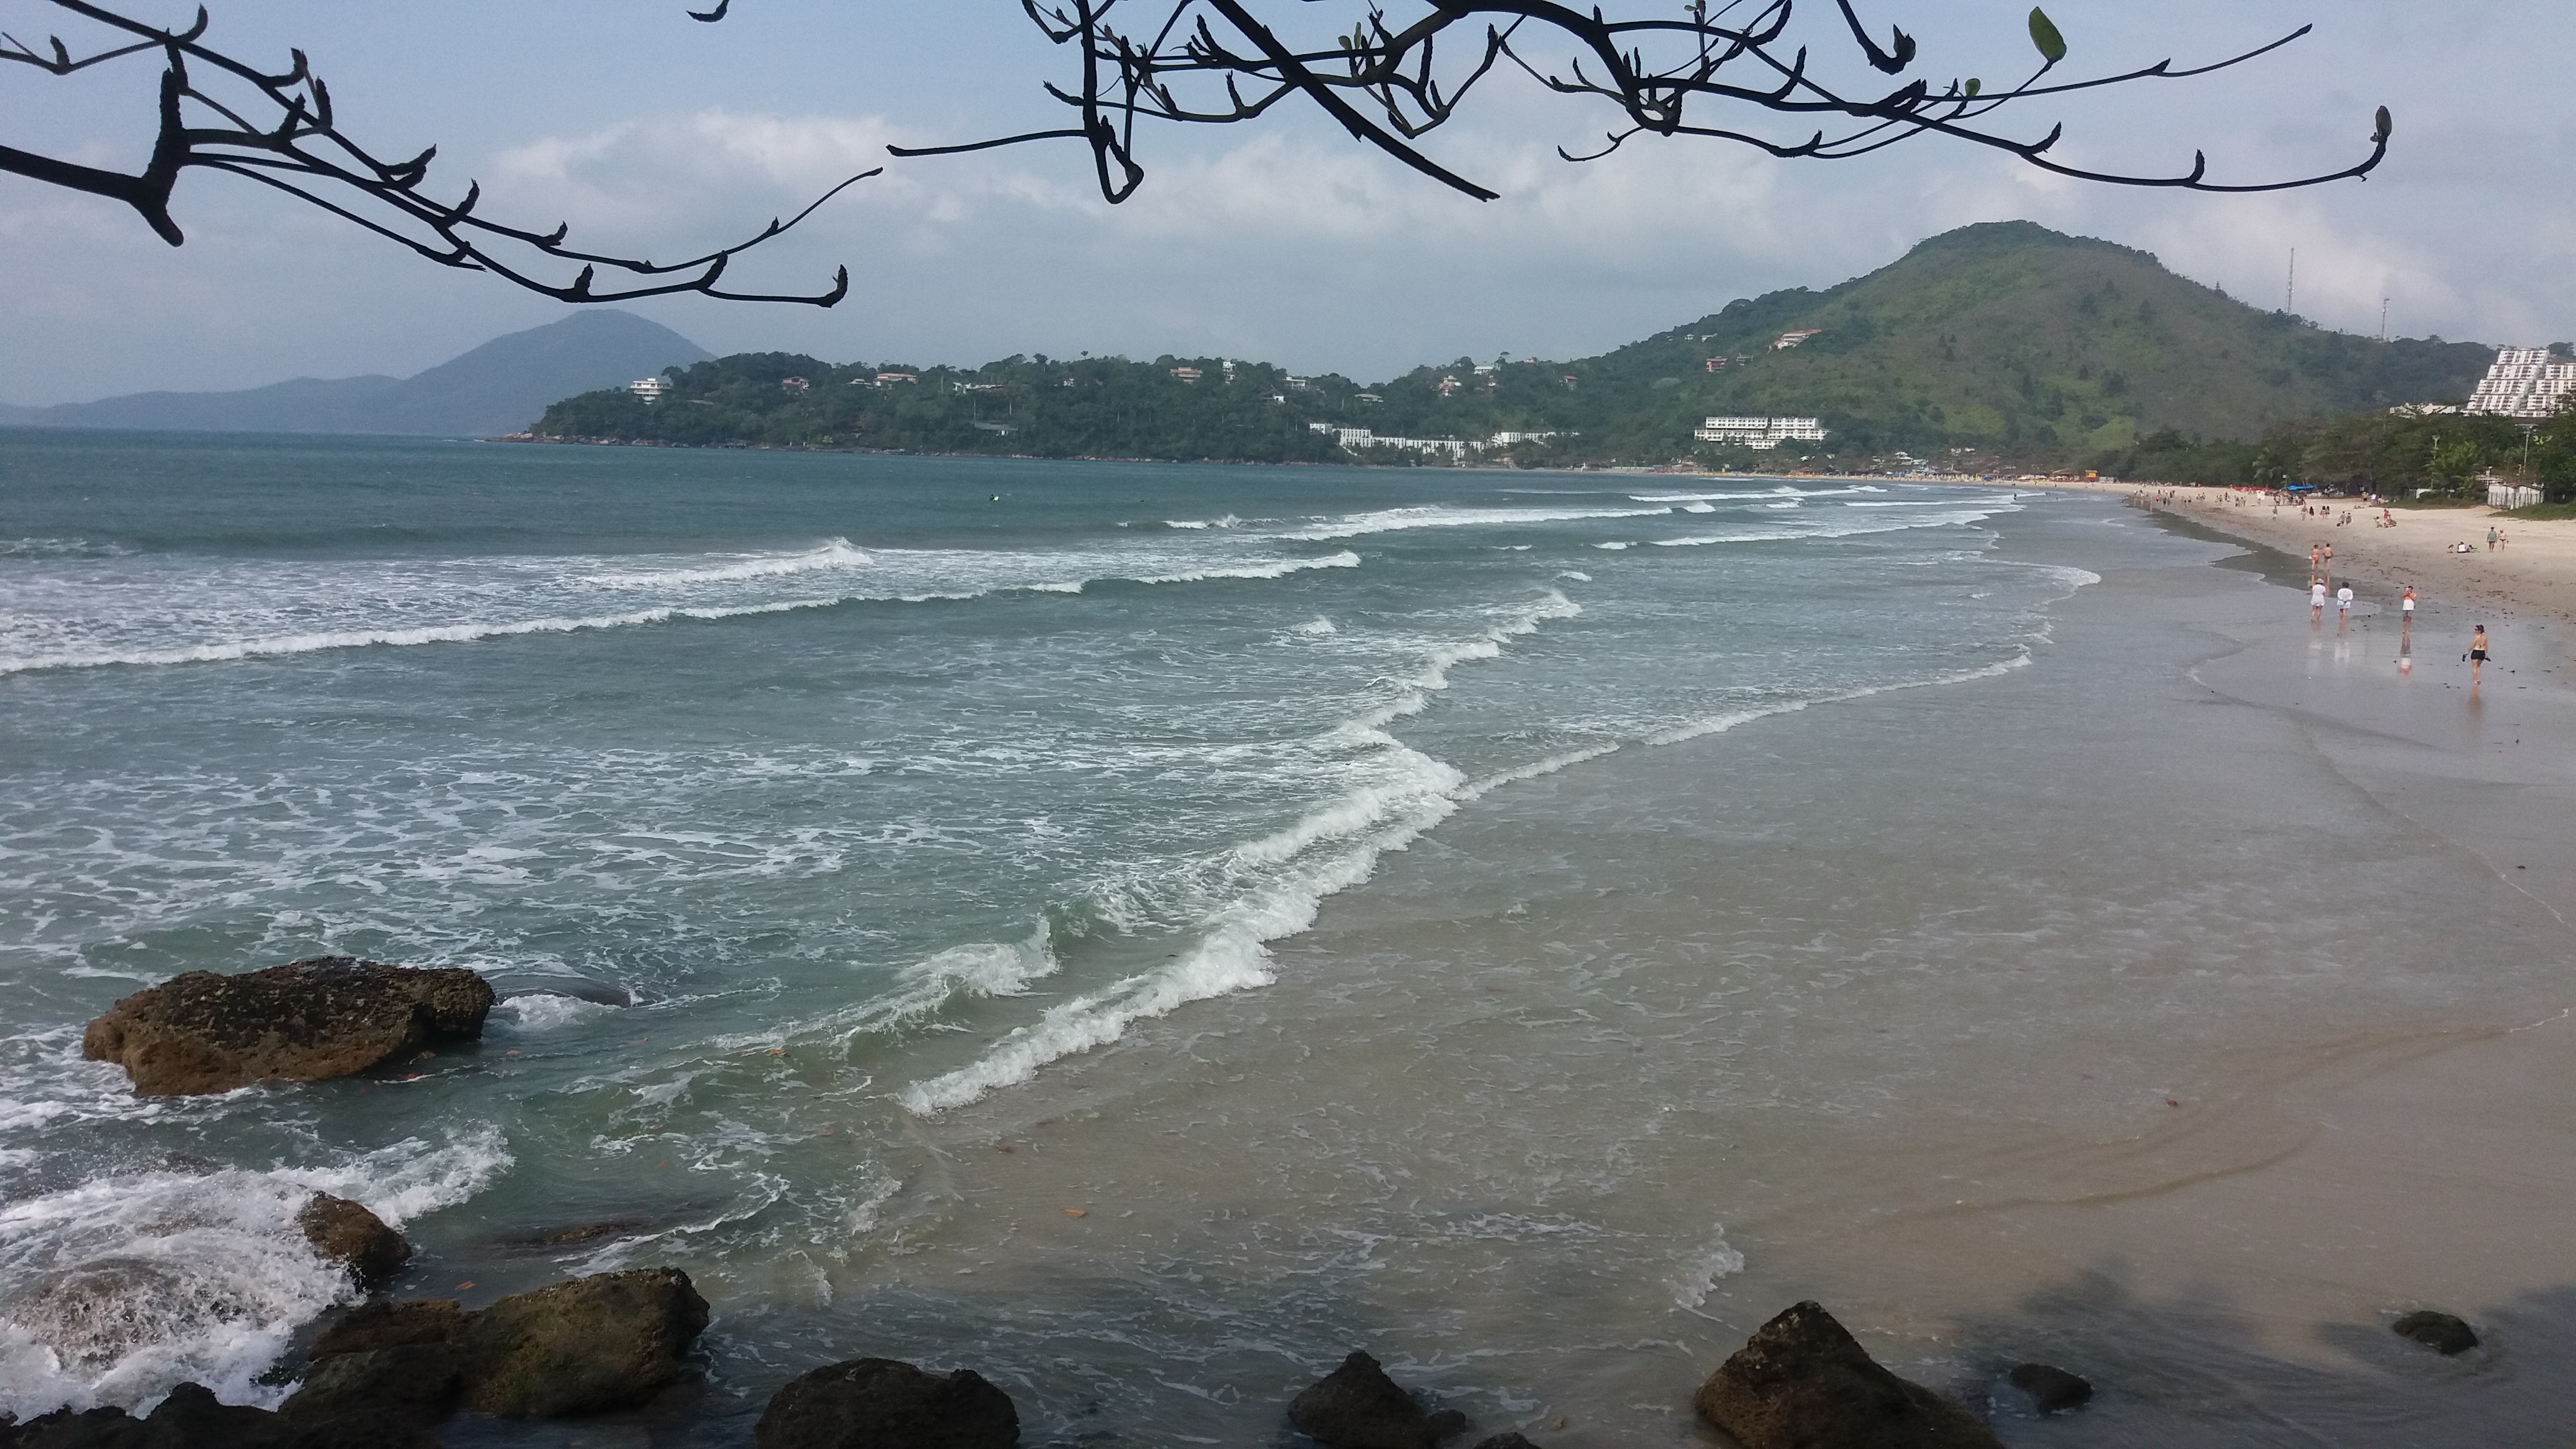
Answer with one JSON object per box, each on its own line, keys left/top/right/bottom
{"left": 526, "top": 223, "right": 2495, "bottom": 466}
{"left": 8, "top": 311, "right": 711, "bottom": 437}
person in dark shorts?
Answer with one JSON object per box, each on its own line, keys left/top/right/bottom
{"left": 2470, "top": 624, "right": 2489, "bottom": 685}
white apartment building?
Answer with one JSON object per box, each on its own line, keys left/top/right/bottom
{"left": 1309, "top": 422, "right": 1468, "bottom": 457}
{"left": 1694, "top": 416, "right": 1828, "bottom": 449}
{"left": 629, "top": 378, "right": 671, "bottom": 403}
{"left": 2465, "top": 347, "right": 2576, "bottom": 419}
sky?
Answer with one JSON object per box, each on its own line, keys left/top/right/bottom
{"left": 3, "top": 0, "right": 2570, "bottom": 404}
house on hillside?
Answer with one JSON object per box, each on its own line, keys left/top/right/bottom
{"left": 629, "top": 378, "right": 670, "bottom": 403}
{"left": 1772, "top": 329, "right": 1823, "bottom": 350}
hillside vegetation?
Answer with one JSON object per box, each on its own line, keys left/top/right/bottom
{"left": 532, "top": 223, "right": 2499, "bottom": 469}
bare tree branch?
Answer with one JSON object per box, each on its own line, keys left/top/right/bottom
{"left": 1, "top": 0, "right": 862, "bottom": 304}
{"left": 862, "top": 0, "right": 2388, "bottom": 205}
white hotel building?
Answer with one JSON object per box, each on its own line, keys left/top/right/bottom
{"left": 2464, "top": 348, "right": 2576, "bottom": 419}
{"left": 1694, "top": 416, "right": 1828, "bottom": 449}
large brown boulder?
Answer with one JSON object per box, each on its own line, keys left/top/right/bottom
{"left": 1287, "top": 1351, "right": 1466, "bottom": 1449}
{"left": 1693, "top": 1302, "right": 2003, "bottom": 1449}
{"left": 81, "top": 957, "right": 494, "bottom": 1096}
{"left": 754, "top": 1357, "right": 1020, "bottom": 1449}
{"left": 453, "top": 1270, "right": 708, "bottom": 1417}
{"left": 296, "top": 1196, "right": 410, "bottom": 1290}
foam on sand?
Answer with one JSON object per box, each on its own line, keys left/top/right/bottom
{"left": 900, "top": 591, "right": 1582, "bottom": 1113}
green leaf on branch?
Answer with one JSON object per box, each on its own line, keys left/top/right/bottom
{"left": 1964, "top": 77, "right": 1981, "bottom": 97}
{"left": 2373, "top": 105, "right": 2393, "bottom": 142}
{"left": 2027, "top": 7, "right": 2066, "bottom": 64}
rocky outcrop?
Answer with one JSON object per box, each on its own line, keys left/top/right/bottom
{"left": 0, "top": 1381, "right": 441, "bottom": 1449}
{"left": 1287, "top": 1351, "right": 1466, "bottom": 1449}
{"left": 289, "top": 1271, "right": 707, "bottom": 1422}
{"left": 2391, "top": 1310, "right": 2479, "bottom": 1356}
{"left": 296, "top": 1196, "right": 409, "bottom": 1290}
{"left": 753, "top": 1357, "right": 1020, "bottom": 1449}
{"left": 81, "top": 957, "right": 494, "bottom": 1096}
{"left": 1693, "top": 1302, "right": 2003, "bottom": 1449}
{"left": 2004, "top": 1363, "right": 2092, "bottom": 1414}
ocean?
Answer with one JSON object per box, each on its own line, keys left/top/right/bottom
{"left": 2, "top": 432, "right": 2564, "bottom": 1445}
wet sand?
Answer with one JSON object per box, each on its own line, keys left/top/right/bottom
{"left": 654, "top": 495, "right": 2574, "bottom": 1448}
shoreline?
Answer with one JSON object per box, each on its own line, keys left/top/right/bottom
{"left": 804, "top": 492, "right": 2574, "bottom": 1445}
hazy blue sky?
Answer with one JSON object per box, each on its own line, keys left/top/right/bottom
{"left": 3, "top": 1, "right": 2567, "bottom": 404}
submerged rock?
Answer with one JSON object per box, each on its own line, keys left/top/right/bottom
{"left": 2004, "top": 1362, "right": 2092, "bottom": 1414}
{"left": 1693, "top": 1301, "right": 2003, "bottom": 1449}
{"left": 296, "top": 1195, "right": 409, "bottom": 1290}
{"left": 2391, "top": 1310, "right": 2479, "bottom": 1356}
{"left": 1287, "top": 1350, "right": 1465, "bottom": 1449}
{"left": 753, "top": 1357, "right": 1020, "bottom": 1449}
{"left": 81, "top": 957, "right": 494, "bottom": 1096}
{"left": 1468, "top": 1436, "right": 1546, "bottom": 1449}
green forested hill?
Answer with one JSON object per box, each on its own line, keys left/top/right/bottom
{"left": 532, "top": 222, "right": 2498, "bottom": 467}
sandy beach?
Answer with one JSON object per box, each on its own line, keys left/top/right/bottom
{"left": 2048, "top": 481, "right": 2576, "bottom": 633}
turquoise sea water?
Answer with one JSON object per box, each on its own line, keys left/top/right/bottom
{"left": 0, "top": 432, "right": 2086, "bottom": 1424}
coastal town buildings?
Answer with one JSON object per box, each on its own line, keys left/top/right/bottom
{"left": 2464, "top": 346, "right": 2576, "bottom": 418}
{"left": 1693, "top": 415, "right": 1828, "bottom": 449}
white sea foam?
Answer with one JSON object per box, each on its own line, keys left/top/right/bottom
{"left": 1667, "top": 1231, "right": 1747, "bottom": 1309}
{"left": 1281, "top": 505, "right": 1672, "bottom": 541}
{"left": 901, "top": 739, "right": 1465, "bottom": 1115}
{"left": 0, "top": 1129, "right": 507, "bottom": 1418}
{"left": 1679, "top": 502, "right": 1716, "bottom": 513}
{"left": 898, "top": 591, "right": 1585, "bottom": 1113}
{"left": 495, "top": 993, "right": 620, "bottom": 1030}
{"left": 585, "top": 537, "right": 872, "bottom": 587}
{"left": 1163, "top": 514, "right": 1244, "bottom": 530}
{"left": 0, "top": 544, "right": 1364, "bottom": 676}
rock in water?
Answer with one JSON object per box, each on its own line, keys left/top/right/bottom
{"left": 753, "top": 1357, "right": 1020, "bottom": 1449}
{"left": 1694, "top": 1302, "right": 2004, "bottom": 1449}
{"left": 298, "top": 1194, "right": 411, "bottom": 1289}
{"left": 81, "top": 957, "right": 495, "bottom": 1096}
{"left": 2004, "top": 1363, "right": 2092, "bottom": 1413}
{"left": 453, "top": 1268, "right": 710, "bottom": 1417}
{"left": 1287, "top": 1350, "right": 1463, "bottom": 1449}
{"left": 1469, "top": 1436, "right": 1546, "bottom": 1449}
{"left": 0, "top": 1380, "right": 441, "bottom": 1449}
{"left": 308, "top": 1299, "right": 468, "bottom": 1358}
{"left": 2391, "top": 1310, "right": 2479, "bottom": 1356}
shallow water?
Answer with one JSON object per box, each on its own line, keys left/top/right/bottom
{"left": 1, "top": 436, "right": 2564, "bottom": 1444}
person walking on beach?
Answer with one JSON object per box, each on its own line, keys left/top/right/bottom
{"left": 2310, "top": 543, "right": 2323, "bottom": 578}
{"left": 2470, "top": 624, "right": 2490, "bottom": 685}
{"left": 2487, "top": 525, "right": 2499, "bottom": 552}
{"left": 2401, "top": 586, "right": 2416, "bottom": 630}
{"left": 2311, "top": 579, "right": 2328, "bottom": 622}
{"left": 2337, "top": 583, "right": 2354, "bottom": 630}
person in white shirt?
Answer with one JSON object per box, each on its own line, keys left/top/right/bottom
{"left": 2336, "top": 583, "right": 2354, "bottom": 628}
{"left": 2310, "top": 580, "right": 2327, "bottom": 622}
